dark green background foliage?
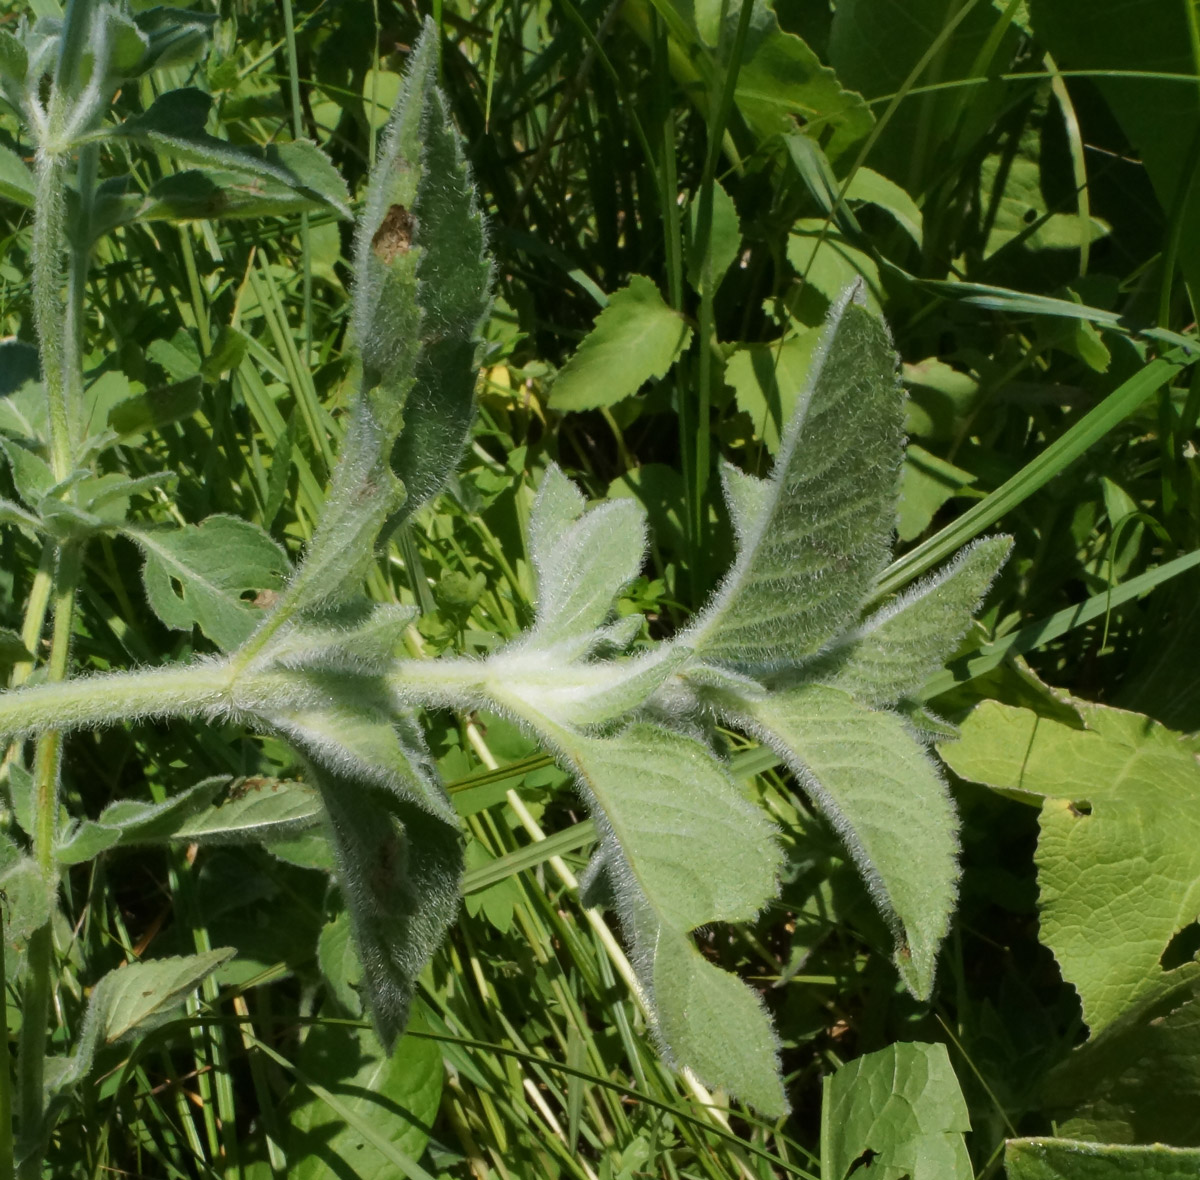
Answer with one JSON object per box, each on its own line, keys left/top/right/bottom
{"left": 2, "top": 0, "right": 1200, "bottom": 1176}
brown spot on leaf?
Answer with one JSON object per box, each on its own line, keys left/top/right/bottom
{"left": 372, "top": 204, "right": 415, "bottom": 263}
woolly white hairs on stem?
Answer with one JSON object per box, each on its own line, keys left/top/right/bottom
{"left": 0, "top": 655, "right": 240, "bottom": 741}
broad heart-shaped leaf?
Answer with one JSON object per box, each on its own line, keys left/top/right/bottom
{"left": 802, "top": 536, "right": 1011, "bottom": 709}
{"left": 1005, "top": 1139, "right": 1200, "bottom": 1180}
{"left": 111, "top": 89, "right": 351, "bottom": 219}
{"left": 547, "top": 276, "right": 692, "bottom": 412}
{"left": 1041, "top": 972, "right": 1200, "bottom": 1149}
{"left": 518, "top": 464, "right": 647, "bottom": 657}
{"left": 820, "top": 1042, "right": 971, "bottom": 1180}
{"left": 314, "top": 768, "right": 462, "bottom": 1050}
{"left": 939, "top": 700, "right": 1200, "bottom": 1035}
{"left": 284, "top": 20, "right": 490, "bottom": 612}
{"left": 44, "top": 949, "right": 235, "bottom": 1102}
{"left": 129, "top": 516, "right": 291, "bottom": 651}
{"left": 735, "top": 686, "right": 958, "bottom": 999}
{"left": 684, "top": 286, "right": 903, "bottom": 673}
{"left": 289, "top": 1017, "right": 443, "bottom": 1178}
{"left": 546, "top": 721, "right": 786, "bottom": 1113}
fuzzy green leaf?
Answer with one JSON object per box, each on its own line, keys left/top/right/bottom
{"left": 553, "top": 722, "right": 785, "bottom": 1111}
{"left": 738, "top": 686, "right": 958, "bottom": 998}
{"left": 805, "top": 536, "right": 1011, "bottom": 708}
{"left": 263, "top": 696, "right": 455, "bottom": 826}
{"left": 44, "top": 949, "right": 235, "bottom": 1101}
{"left": 113, "top": 90, "right": 350, "bottom": 218}
{"left": 821, "top": 1042, "right": 971, "bottom": 1180}
{"left": 129, "top": 515, "right": 291, "bottom": 651}
{"left": 55, "top": 777, "right": 225, "bottom": 864}
{"left": 172, "top": 777, "right": 323, "bottom": 844}
{"left": 286, "top": 20, "right": 490, "bottom": 610}
{"left": 940, "top": 700, "right": 1200, "bottom": 1034}
{"left": 315, "top": 771, "right": 462, "bottom": 1050}
{"left": 548, "top": 276, "right": 692, "bottom": 412}
{"left": 521, "top": 464, "right": 647, "bottom": 656}
{"left": 687, "top": 287, "right": 903, "bottom": 673}
{"left": 1005, "top": 1139, "right": 1200, "bottom": 1180}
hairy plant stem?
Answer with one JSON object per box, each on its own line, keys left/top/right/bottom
{"left": 31, "top": 148, "right": 73, "bottom": 482}
{"left": 16, "top": 544, "right": 80, "bottom": 1178}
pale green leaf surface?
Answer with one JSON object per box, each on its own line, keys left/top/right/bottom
{"left": 685, "top": 179, "right": 741, "bottom": 293}
{"left": 44, "top": 949, "right": 234, "bottom": 1101}
{"left": 651, "top": 923, "right": 785, "bottom": 1115}
{"left": 0, "top": 834, "right": 54, "bottom": 945}
{"left": 1005, "top": 1139, "right": 1200, "bottom": 1180}
{"left": 317, "top": 907, "right": 362, "bottom": 1016}
{"left": 55, "top": 777, "right": 224, "bottom": 864}
{"left": 805, "top": 536, "right": 1010, "bottom": 709}
{"left": 724, "top": 331, "right": 818, "bottom": 455}
{"left": 0, "top": 144, "right": 33, "bottom": 208}
{"left": 740, "top": 686, "right": 957, "bottom": 998}
{"left": 719, "top": 460, "right": 771, "bottom": 548}
{"left": 254, "top": 604, "right": 416, "bottom": 676}
{"left": 522, "top": 464, "right": 647, "bottom": 655}
{"left": 788, "top": 223, "right": 883, "bottom": 313}
{"left": 172, "top": 777, "right": 323, "bottom": 844}
{"left": 130, "top": 515, "right": 290, "bottom": 650}
{"left": 548, "top": 275, "right": 691, "bottom": 411}
{"left": 843, "top": 167, "right": 924, "bottom": 247}
{"left": 114, "top": 89, "right": 350, "bottom": 217}
{"left": 551, "top": 722, "right": 785, "bottom": 1110}
{"left": 821, "top": 1042, "right": 971, "bottom": 1180}
{"left": 265, "top": 702, "right": 455, "bottom": 826}
{"left": 564, "top": 723, "right": 779, "bottom": 931}
{"left": 290, "top": 1019, "right": 442, "bottom": 1179}
{"left": 940, "top": 700, "right": 1200, "bottom": 1033}
{"left": 731, "top": 3, "right": 873, "bottom": 164}
{"left": 1043, "top": 974, "right": 1200, "bottom": 1148}
{"left": 688, "top": 289, "right": 903, "bottom": 672}
{"left": 288, "top": 20, "right": 490, "bottom": 609}
{"left": 98, "top": 949, "right": 235, "bottom": 1042}
{"left": 898, "top": 444, "right": 977, "bottom": 542}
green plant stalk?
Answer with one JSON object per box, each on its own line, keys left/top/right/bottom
{"left": 0, "top": 899, "right": 12, "bottom": 1180}
{"left": 31, "top": 149, "right": 73, "bottom": 482}
{"left": 691, "top": 0, "right": 754, "bottom": 592}
{"left": 16, "top": 545, "right": 80, "bottom": 1178}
